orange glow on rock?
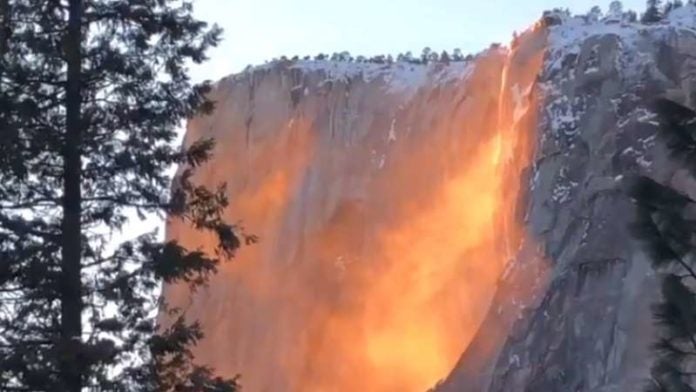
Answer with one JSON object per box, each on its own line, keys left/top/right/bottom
{"left": 165, "top": 25, "right": 548, "bottom": 392}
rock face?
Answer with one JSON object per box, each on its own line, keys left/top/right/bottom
{"left": 166, "top": 6, "right": 696, "bottom": 392}
{"left": 442, "top": 6, "right": 696, "bottom": 392}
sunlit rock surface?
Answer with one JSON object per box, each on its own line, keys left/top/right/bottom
{"left": 442, "top": 6, "right": 696, "bottom": 392}
{"left": 166, "top": 5, "right": 696, "bottom": 392}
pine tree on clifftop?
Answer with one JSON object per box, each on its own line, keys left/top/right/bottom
{"left": 0, "top": 0, "right": 250, "bottom": 390}
{"left": 629, "top": 98, "right": 696, "bottom": 391}
{"left": 642, "top": 0, "right": 664, "bottom": 23}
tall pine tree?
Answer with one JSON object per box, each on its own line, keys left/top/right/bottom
{"left": 642, "top": 0, "right": 664, "bottom": 23}
{"left": 629, "top": 98, "right": 696, "bottom": 391}
{"left": 0, "top": 1, "right": 249, "bottom": 390}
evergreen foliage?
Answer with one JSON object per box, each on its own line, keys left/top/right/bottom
{"left": 271, "top": 46, "right": 471, "bottom": 68}
{"left": 609, "top": 0, "right": 625, "bottom": 17}
{"left": 440, "top": 50, "right": 451, "bottom": 65}
{"left": 642, "top": 0, "right": 664, "bottom": 23}
{"left": 629, "top": 98, "right": 696, "bottom": 391}
{"left": 665, "top": 0, "right": 685, "bottom": 14}
{"left": 0, "top": 0, "right": 248, "bottom": 390}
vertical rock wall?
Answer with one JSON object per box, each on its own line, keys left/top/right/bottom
{"left": 166, "top": 27, "right": 545, "bottom": 391}
{"left": 442, "top": 7, "right": 696, "bottom": 392}
{"left": 167, "top": 6, "right": 696, "bottom": 392}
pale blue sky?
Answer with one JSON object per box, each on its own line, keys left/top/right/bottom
{"left": 191, "top": 0, "right": 646, "bottom": 82}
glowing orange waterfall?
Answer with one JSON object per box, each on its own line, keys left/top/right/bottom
{"left": 165, "top": 24, "right": 548, "bottom": 392}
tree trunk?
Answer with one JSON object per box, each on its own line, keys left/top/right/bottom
{"left": 60, "top": 0, "right": 83, "bottom": 391}
{"left": 0, "top": 0, "right": 9, "bottom": 57}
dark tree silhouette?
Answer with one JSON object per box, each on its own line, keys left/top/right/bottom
{"left": 629, "top": 98, "right": 696, "bottom": 391}
{"left": 440, "top": 50, "right": 451, "bottom": 65}
{"left": 0, "top": 0, "right": 248, "bottom": 390}
{"left": 664, "top": 0, "right": 685, "bottom": 15}
{"left": 421, "top": 47, "right": 432, "bottom": 64}
{"left": 642, "top": 0, "right": 664, "bottom": 23}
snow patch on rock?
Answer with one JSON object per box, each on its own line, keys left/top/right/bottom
{"left": 222, "top": 59, "right": 477, "bottom": 99}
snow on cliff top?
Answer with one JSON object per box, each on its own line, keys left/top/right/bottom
{"left": 546, "top": 4, "right": 696, "bottom": 74}
{"left": 541, "top": 4, "right": 696, "bottom": 161}
{"left": 668, "top": 4, "right": 696, "bottom": 29}
{"left": 289, "top": 59, "right": 475, "bottom": 95}
{"left": 220, "top": 56, "right": 480, "bottom": 98}
{"left": 217, "top": 4, "right": 696, "bottom": 98}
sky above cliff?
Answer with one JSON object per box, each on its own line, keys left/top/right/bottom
{"left": 190, "top": 0, "right": 645, "bottom": 82}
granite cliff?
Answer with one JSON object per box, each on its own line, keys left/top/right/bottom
{"left": 166, "top": 6, "right": 696, "bottom": 391}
